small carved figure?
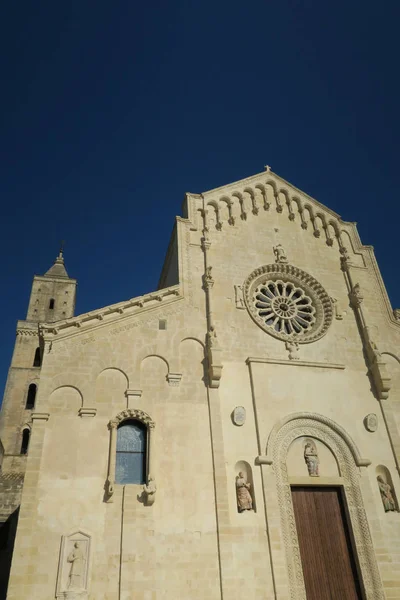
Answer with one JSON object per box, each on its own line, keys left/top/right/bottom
{"left": 143, "top": 475, "right": 157, "bottom": 505}
{"left": 234, "top": 285, "right": 245, "bottom": 309}
{"left": 393, "top": 309, "right": 400, "bottom": 321}
{"left": 236, "top": 472, "right": 253, "bottom": 512}
{"left": 273, "top": 244, "right": 288, "bottom": 264}
{"left": 285, "top": 340, "right": 299, "bottom": 360}
{"left": 350, "top": 283, "right": 364, "bottom": 307}
{"left": 67, "top": 542, "right": 85, "bottom": 590}
{"left": 304, "top": 439, "right": 319, "bottom": 477}
{"left": 204, "top": 266, "right": 214, "bottom": 288}
{"left": 330, "top": 297, "right": 344, "bottom": 320}
{"left": 377, "top": 476, "right": 396, "bottom": 512}
{"left": 207, "top": 325, "right": 218, "bottom": 348}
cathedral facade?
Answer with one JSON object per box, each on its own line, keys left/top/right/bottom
{"left": 0, "top": 168, "right": 399, "bottom": 599}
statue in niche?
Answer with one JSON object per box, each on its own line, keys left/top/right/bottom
{"left": 304, "top": 439, "right": 319, "bottom": 477}
{"left": 143, "top": 475, "right": 157, "bottom": 506}
{"left": 273, "top": 244, "right": 288, "bottom": 264}
{"left": 377, "top": 476, "right": 396, "bottom": 512}
{"left": 236, "top": 471, "right": 253, "bottom": 512}
{"left": 67, "top": 542, "right": 85, "bottom": 590}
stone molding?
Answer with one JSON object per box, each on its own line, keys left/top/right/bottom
{"left": 16, "top": 328, "right": 38, "bottom": 337}
{"left": 78, "top": 408, "right": 96, "bottom": 418}
{"left": 31, "top": 412, "right": 50, "bottom": 422}
{"left": 265, "top": 412, "right": 371, "bottom": 467}
{"left": 265, "top": 413, "right": 383, "bottom": 600}
{"left": 243, "top": 263, "right": 333, "bottom": 344}
{"left": 246, "top": 357, "right": 345, "bottom": 370}
{"left": 166, "top": 373, "right": 182, "bottom": 387}
{"left": 39, "top": 284, "right": 181, "bottom": 338}
{"left": 108, "top": 408, "right": 155, "bottom": 430}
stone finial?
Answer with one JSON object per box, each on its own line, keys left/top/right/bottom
{"left": 264, "top": 165, "right": 272, "bottom": 172}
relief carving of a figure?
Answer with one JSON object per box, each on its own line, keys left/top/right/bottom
{"left": 273, "top": 244, "right": 288, "bottom": 264}
{"left": 377, "top": 476, "right": 396, "bottom": 512}
{"left": 236, "top": 472, "right": 253, "bottom": 512}
{"left": 304, "top": 439, "right": 319, "bottom": 477}
{"left": 67, "top": 542, "right": 85, "bottom": 590}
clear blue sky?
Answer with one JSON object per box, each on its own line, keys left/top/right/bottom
{"left": 1, "top": 1, "right": 399, "bottom": 398}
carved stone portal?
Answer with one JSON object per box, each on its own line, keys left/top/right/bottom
{"left": 56, "top": 531, "right": 90, "bottom": 599}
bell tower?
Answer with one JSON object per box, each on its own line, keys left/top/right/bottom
{"left": 0, "top": 249, "right": 77, "bottom": 516}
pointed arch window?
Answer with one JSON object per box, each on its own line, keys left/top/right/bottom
{"left": 33, "top": 347, "right": 41, "bottom": 367}
{"left": 25, "top": 384, "right": 37, "bottom": 410}
{"left": 20, "top": 429, "right": 30, "bottom": 455}
{"left": 116, "top": 420, "right": 147, "bottom": 484}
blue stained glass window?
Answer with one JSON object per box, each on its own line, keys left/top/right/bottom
{"left": 115, "top": 421, "right": 146, "bottom": 484}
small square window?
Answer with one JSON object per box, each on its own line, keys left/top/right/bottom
{"left": 159, "top": 319, "right": 167, "bottom": 330}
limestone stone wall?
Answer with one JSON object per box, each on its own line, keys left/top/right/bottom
{"left": 4, "top": 169, "right": 400, "bottom": 599}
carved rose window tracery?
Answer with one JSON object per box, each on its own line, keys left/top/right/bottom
{"left": 254, "top": 280, "right": 316, "bottom": 336}
{"left": 244, "top": 263, "right": 332, "bottom": 343}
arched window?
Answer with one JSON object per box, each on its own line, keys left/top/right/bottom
{"left": 20, "top": 429, "right": 30, "bottom": 455}
{"left": 115, "top": 420, "right": 147, "bottom": 484}
{"left": 49, "top": 298, "right": 55, "bottom": 309}
{"left": 25, "top": 384, "right": 36, "bottom": 410}
{"left": 33, "top": 347, "right": 41, "bottom": 367}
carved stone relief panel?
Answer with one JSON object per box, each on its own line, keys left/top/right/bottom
{"left": 232, "top": 406, "right": 246, "bottom": 426}
{"left": 56, "top": 531, "right": 91, "bottom": 599}
{"left": 364, "top": 413, "right": 378, "bottom": 433}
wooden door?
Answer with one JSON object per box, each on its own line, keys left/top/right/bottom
{"left": 291, "top": 486, "right": 362, "bottom": 600}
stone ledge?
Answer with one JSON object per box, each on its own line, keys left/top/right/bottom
{"left": 78, "top": 407, "right": 97, "bottom": 418}
{"left": 246, "top": 357, "right": 345, "bottom": 370}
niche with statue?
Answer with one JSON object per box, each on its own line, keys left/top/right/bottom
{"left": 234, "top": 461, "right": 256, "bottom": 513}
{"left": 376, "top": 465, "right": 398, "bottom": 513}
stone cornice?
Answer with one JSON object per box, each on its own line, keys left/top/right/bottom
{"left": 39, "top": 284, "right": 181, "bottom": 339}
{"left": 246, "top": 357, "right": 345, "bottom": 370}
{"left": 16, "top": 328, "right": 39, "bottom": 337}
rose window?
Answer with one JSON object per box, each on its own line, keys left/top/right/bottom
{"left": 254, "top": 280, "right": 316, "bottom": 336}
{"left": 243, "top": 263, "right": 333, "bottom": 343}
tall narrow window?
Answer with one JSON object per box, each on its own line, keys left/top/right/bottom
{"left": 33, "top": 347, "right": 41, "bottom": 367}
{"left": 115, "top": 420, "right": 147, "bottom": 484}
{"left": 20, "top": 429, "right": 30, "bottom": 455}
{"left": 49, "top": 298, "right": 55, "bottom": 309}
{"left": 25, "top": 384, "right": 37, "bottom": 410}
